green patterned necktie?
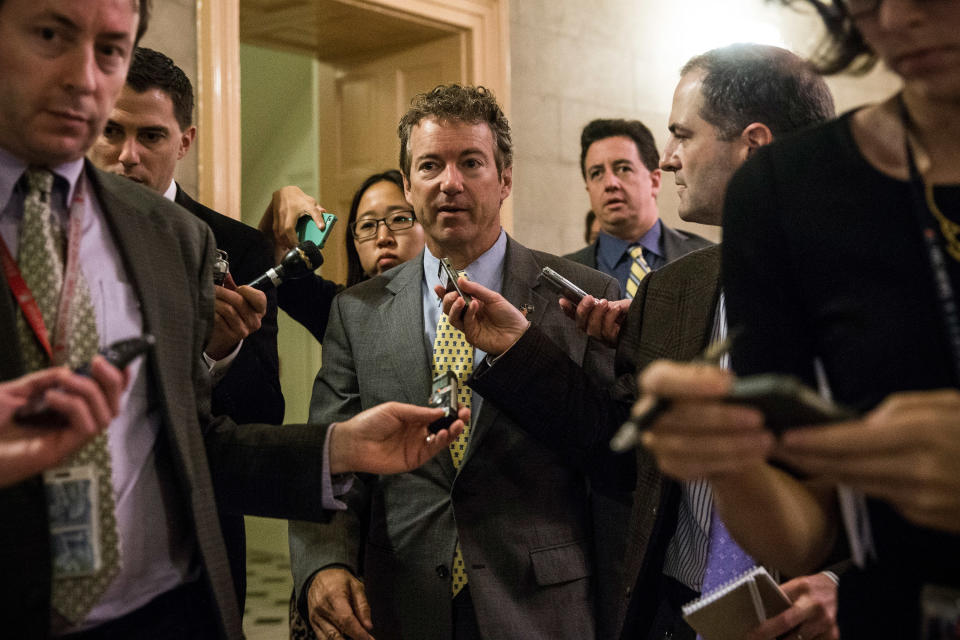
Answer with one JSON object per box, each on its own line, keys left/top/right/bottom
{"left": 16, "top": 168, "right": 121, "bottom": 625}
{"left": 431, "top": 269, "right": 473, "bottom": 598}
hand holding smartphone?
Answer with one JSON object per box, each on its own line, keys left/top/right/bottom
{"left": 726, "top": 374, "right": 855, "bottom": 434}
{"left": 13, "top": 336, "right": 155, "bottom": 427}
{"left": 538, "top": 267, "right": 587, "bottom": 305}
{"left": 296, "top": 212, "right": 337, "bottom": 249}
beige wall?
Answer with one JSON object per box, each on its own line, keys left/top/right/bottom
{"left": 139, "top": 0, "right": 199, "bottom": 197}
{"left": 508, "top": 0, "right": 901, "bottom": 255}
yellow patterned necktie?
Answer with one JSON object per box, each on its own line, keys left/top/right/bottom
{"left": 16, "top": 168, "right": 121, "bottom": 625}
{"left": 431, "top": 270, "right": 473, "bottom": 597}
{"left": 624, "top": 244, "right": 652, "bottom": 299}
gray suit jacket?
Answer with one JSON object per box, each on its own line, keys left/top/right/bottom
{"left": 470, "top": 245, "right": 722, "bottom": 639}
{"left": 563, "top": 222, "right": 713, "bottom": 273}
{"left": 290, "top": 236, "right": 618, "bottom": 640}
{"left": 0, "top": 165, "right": 333, "bottom": 639}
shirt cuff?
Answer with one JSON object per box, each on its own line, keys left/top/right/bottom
{"left": 321, "top": 423, "right": 354, "bottom": 510}
{"left": 203, "top": 339, "right": 243, "bottom": 385}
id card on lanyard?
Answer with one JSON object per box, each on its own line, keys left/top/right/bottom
{"left": 0, "top": 172, "right": 105, "bottom": 577}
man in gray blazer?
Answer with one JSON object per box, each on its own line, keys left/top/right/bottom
{"left": 290, "top": 84, "right": 618, "bottom": 640}
{"left": 0, "top": 2, "right": 465, "bottom": 637}
{"left": 563, "top": 118, "right": 711, "bottom": 293}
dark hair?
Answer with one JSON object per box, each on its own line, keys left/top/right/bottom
{"left": 398, "top": 84, "right": 512, "bottom": 179}
{"left": 345, "top": 170, "right": 408, "bottom": 287}
{"left": 584, "top": 210, "right": 596, "bottom": 245}
{"left": 126, "top": 47, "right": 194, "bottom": 130}
{"left": 681, "top": 43, "right": 835, "bottom": 140}
{"left": 579, "top": 119, "right": 660, "bottom": 178}
{"left": 773, "top": 0, "right": 875, "bottom": 74}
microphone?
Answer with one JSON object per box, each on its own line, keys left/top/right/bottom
{"left": 246, "top": 241, "right": 324, "bottom": 291}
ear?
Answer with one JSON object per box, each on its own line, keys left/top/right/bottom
{"left": 402, "top": 172, "right": 413, "bottom": 202}
{"left": 177, "top": 125, "right": 197, "bottom": 160}
{"left": 499, "top": 165, "right": 513, "bottom": 202}
{"left": 740, "top": 122, "right": 773, "bottom": 156}
{"left": 648, "top": 167, "right": 662, "bottom": 198}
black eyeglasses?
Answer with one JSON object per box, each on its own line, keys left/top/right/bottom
{"left": 349, "top": 212, "right": 417, "bottom": 239}
{"left": 842, "top": 0, "right": 938, "bottom": 19}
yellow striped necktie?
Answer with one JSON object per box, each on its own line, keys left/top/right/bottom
{"left": 624, "top": 244, "right": 652, "bottom": 299}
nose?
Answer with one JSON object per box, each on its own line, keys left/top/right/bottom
{"left": 659, "top": 138, "right": 680, "bottom": 172}
{"left": 118, "top": 137, "right": 140, "bottom": 167}
{"left": 440, "top": 165, "right": 464, "bottom": 194}
{"left": 375, "top": 221, "right": 396, "bottom": 246}
{"left": 602, "top": 168, "right": 621, "bottom": 191}
{"left": 62, "top": 45, "right": 98, "bottom": 95}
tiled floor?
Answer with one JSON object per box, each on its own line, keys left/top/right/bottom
{"left": 243, "top": 549, "right": 294, "bottom": 640}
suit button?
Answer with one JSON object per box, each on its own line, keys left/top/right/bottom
{"left": 436, "top": 564, "right": 449, "bottom": 578}
{"left": 624, "top": 586, "right": 632, "bottom": 599}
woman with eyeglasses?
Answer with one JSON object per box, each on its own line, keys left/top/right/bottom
{"left": 343, "top": 170, "right": 425, "bottom": 288}
{"left": 259, "top": 171, "right": 425, "bottom": 342}
{"left": 637, "top": 1, "right": 960, "bottom": 638}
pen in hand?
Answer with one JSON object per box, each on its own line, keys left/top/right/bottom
{"left": 609, "top": 333, "right": 736, "bottom": 453}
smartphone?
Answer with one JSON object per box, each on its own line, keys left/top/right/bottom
{"left": 726, "top": 374, "right": 855, "bottom": 434}
{"left": 538, "top": 266, "right": 587, "bottom": 305}
{"left": 296, "top": 212, "right": 337, "bottom": 249}
{"left": 438, "top": 257, "right": 473, "bottom": 307}
{"left": 14, "top": 335, "right": 156, "bottom": 427}
{"left": 428, "top": 371, "right": 459, "bottom": 434}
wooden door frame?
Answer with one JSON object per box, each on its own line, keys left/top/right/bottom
{"left": 197, "top": 0, "right": 512, "bottom": 229}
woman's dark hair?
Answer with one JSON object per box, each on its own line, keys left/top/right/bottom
{"left": 774, "top": 0, "right": 877, "bottom": 74}
{"left": 345, "top": 170, "right": 408, "bottom": 287}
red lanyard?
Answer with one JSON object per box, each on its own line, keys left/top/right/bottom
{"left": 0, "top": 171, "right": 88, "bottom": 364}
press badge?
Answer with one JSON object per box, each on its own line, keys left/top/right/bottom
{"left": 44, "top": 465, "right": 101, "bottom": 577}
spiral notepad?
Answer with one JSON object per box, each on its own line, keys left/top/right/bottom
{"left": 681, "top": 566, "right": 791, "bottom": 640}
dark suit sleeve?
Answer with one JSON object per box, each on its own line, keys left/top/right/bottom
{"left": 470, "top": 273, "right": 634, "bottom": 485}
{"left": 276, "top": 273, "right": 343, "bottom": 343}
{"left": 186, "top": 225, "right": 333, "bottom": 523}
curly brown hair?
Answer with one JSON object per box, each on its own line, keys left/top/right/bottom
{"left": 398, "top": 84, "right": 512, "bottom": 179}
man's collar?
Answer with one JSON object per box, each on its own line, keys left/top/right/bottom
{"left": 162, "top": 180, "right": 177, "bottom": 202}
{"left": 0, "top": 146, "right": 84, "bottom": 213}
{"left": 596, "top": 219, "right": 663, "bottom": 263}
{"left": 424, "top": 228, "right": 507, "bottom": 293}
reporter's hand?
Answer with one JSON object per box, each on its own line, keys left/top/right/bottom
{"left": 558, "top": 295, "right": 630, "bottom": 347}
{"left": 0, "top": 359, "right": 127, "bottom": 488}
{"left": 779, "top": 388, "right": 960, "bottom": 534}
{"left": 205, "top": 274, "right": 267, "bottom": 360}
{"left": 637, "top": 360, "right": 773, "bottom": 481}
{"left": 306, "top": 567, "right": 374, "bottom": 640}
{"left": 747, "top": 572, "right": 839, "bottom": 640}
{"left": 433, "top": 278, "right": 529, "bottom": 356}
{"left": 330, "top": 402, "right": 468, "bottom": 475}
{"left": 258, "top": 185, "right": 328, "bottom": 263}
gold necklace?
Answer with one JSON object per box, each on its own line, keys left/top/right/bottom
{"left": 924, "top": 182, "right": 960, "bottom": 262}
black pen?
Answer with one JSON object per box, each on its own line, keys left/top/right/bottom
{"left": 609, "top": 333, "right": 736, "bottom": 453}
